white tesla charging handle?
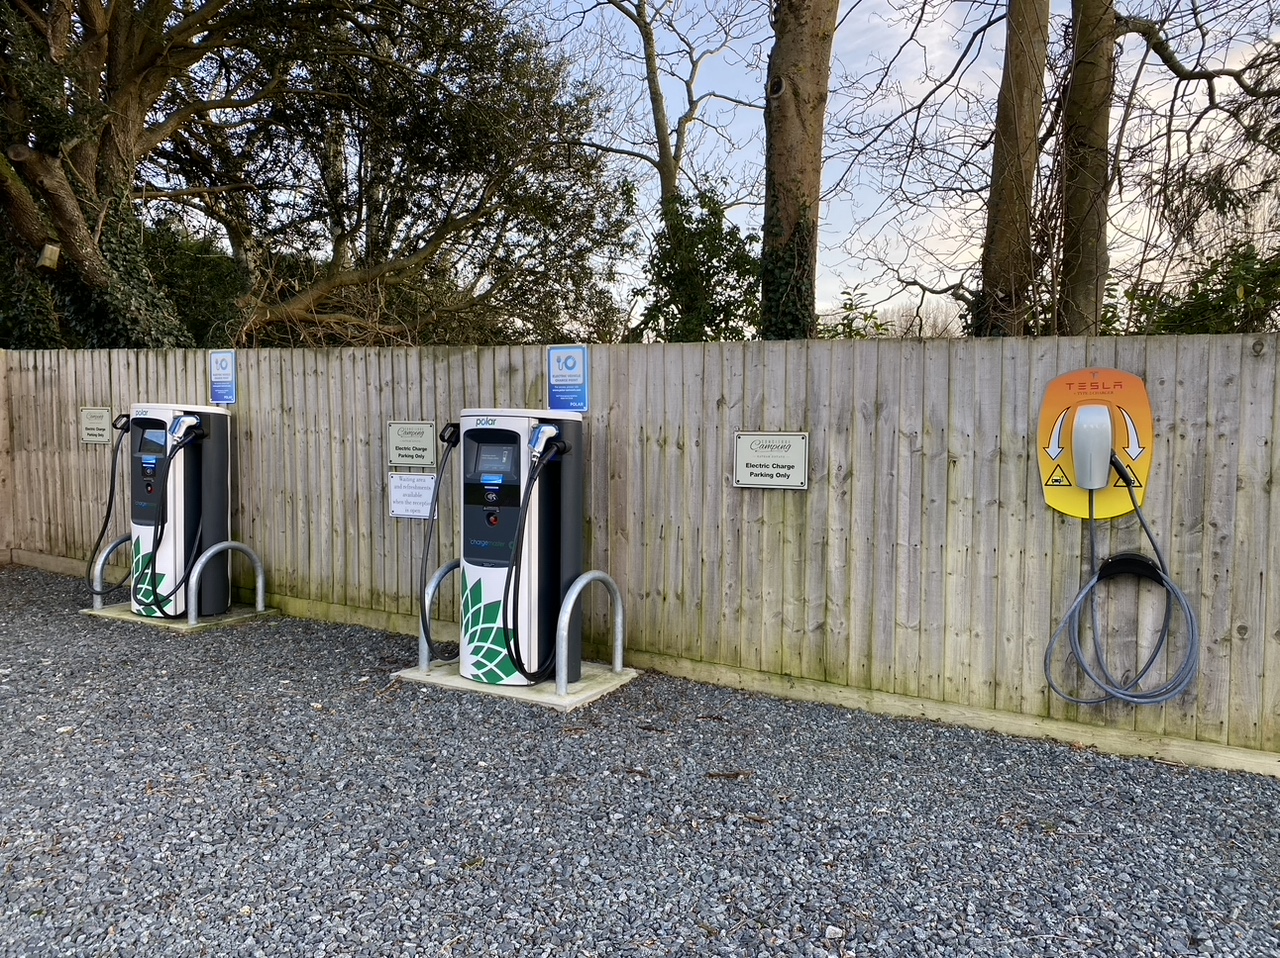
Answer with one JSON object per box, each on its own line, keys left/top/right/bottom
{"left": 1072, "top": 404, "right": 1113, "bottom": 490}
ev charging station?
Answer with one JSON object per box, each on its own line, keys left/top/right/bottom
{"left": 399, "top": 401, "right": 632, "bottom": 708}
{"left": 1037, "top": 369, "right": 1199, "bottom": 705}
{"left": 457, "top": 408, "right": 584, "bottom": 686}
{"left": 127, "top": 403, "right": 232, "bottom": 618}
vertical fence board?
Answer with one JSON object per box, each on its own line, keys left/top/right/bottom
{"left": 943, "top": 339, "right": 975, "bottom": 704}
{"left": 892, "top": 342, "right": 924, "bottom": 698}
{"left": 738, "top": 342, "right": 766, "bottom": 673}
{"left": 994, "top": 338, "right": 1030, "bottom": 714}
{"left": 821, "top": 343, "right": 853, "bottom": 686}
{"left": 1164, "top": 338, "right": 1211, "bottom": 741}
{"left": 1134, "top": 337, "right": 1177, "bottom": 736}
{"left": 696, "top": 345, "right": 725, "bottom": 666}
{"left": 1228, "top": 335, "right": 1273, "bottom": 749}
{"left": 780, "top": 339, "right": 810, "bottom": 679}
{"left": 718, "top": 344, "right": 746, "bottom": 670}
{"left": 1019, "top": 339, "right": 1058, "bottom": 717}
{"left": 969, "top": 339, "right": 1003, "bottom": 709}
{"left": 1198, "top": 337, "right": 1243, "bottom": 744}
{"left": 803, "top": 343, "right": 834, "bottom": 684}
{"left": 848, "top": 343, "right": 879, "bottom": 689}
{"left": 1262, "top": 334, "right": 1280, "bottom": 752}
{"left": 680, "top": 345, "right": 706, "bottom": 664}
{"left": 919, "top": 341, "right": 950, "bottom": 701}
{"left": 870, "top": 341, "right": 900, "bottom": 694}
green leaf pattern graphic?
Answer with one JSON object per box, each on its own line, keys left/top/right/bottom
{"left": 461, "top": 569, "right": 518, "bottom": 684}
{"left": 132, "top": 536, "right": 173, "bottom": 616}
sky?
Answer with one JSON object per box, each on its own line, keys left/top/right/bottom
{"left": 540, "top": 0, "right": 1280, "bottom": 327}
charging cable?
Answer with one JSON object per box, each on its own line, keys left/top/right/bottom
{"left": 133, "top": 427, "right": 206, "bottom": 617}
{"left": 501, "top": 432, "right": 569, "bottom": 683}
{"left": 1045, "top": 453, "right": 1199, "bottom": 705}
{"left": 419, "top": 423, "right": 460, "bottom": 666}
{"left": 85, "top": 414, "right": 132, "bottom": 596}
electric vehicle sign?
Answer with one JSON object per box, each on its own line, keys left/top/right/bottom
{"left": 209, "top": 350, "right": 237, "bottom": 405}
{"left": 1037, "top": 368, "right": 1153, "bottom": 519}
{"left": 734, "top": 432, "right": 809, "bottom": 489}
{"left": 79, "top": 407, "right": 112, "bottom": 443}
{"left": 547, "top": 345, "right": 589, "bottom": 412}
{"left": 386, "top": 421, "right": 437, "bottom": 467}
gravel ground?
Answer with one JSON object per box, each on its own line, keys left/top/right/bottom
{"left": 0, "top": 565, "right": 1277, "bottom": 958}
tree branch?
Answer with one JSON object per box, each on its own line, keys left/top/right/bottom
{"left": 1118, "top": 16, "right": 1280, "bottom": 98}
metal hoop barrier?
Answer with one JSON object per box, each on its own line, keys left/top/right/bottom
{"left": 90, "top": 534, "right": 132, "bottom": 610}
{"left": 419, "top": 558, "right": 462, "bottom": 672}
{"left": 555, "top": 571, "right": 626, "bottom": 697}
{"left": 187, "top": 541, "right": 266, "bottom": 626}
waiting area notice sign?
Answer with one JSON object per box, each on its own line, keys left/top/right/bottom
{"left": 733, "top": 432, "right": 808, "bottom": 489}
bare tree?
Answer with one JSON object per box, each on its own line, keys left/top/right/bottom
{"left": 759, "top": 0, "right": 841, "bottom": 339}
{"left": 975, "top": 0, "right": 1051, "bottom": 335}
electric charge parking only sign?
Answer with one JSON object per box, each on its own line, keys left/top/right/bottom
{"left": 547, "top": 345, "right": 589, "bottom": 412}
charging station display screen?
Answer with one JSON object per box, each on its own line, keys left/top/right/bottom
{"left": 137, "top": 428, "right": 166, "bottom": 455}
{"left": 475, "top": 444, "right": 515, "bottom": 475}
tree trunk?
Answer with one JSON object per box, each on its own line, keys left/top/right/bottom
{"left": 975, "top": 0, "right": 1051, "bottom": 336}
{"left": 1059, "top": 0, "right": 1116, "bottom": 334}
{"left": 759, "top": 0, "right": 840, "bottom": 340}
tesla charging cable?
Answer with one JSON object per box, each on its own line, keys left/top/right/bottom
{"left": 419, "top": 423, "right": 460, "bottom": 666}
{"left": 85, "top": 414, "right": 133, "bottom": 595}
{"left": 501, "top": 425, "right": 569, "bottom": 683}
{"left": 1045, "top": 453, "right": 1199, "bottom": 705}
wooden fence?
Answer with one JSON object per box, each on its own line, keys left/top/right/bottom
{"left": 2, "top": 338, "right": 1278, "bottom": 766}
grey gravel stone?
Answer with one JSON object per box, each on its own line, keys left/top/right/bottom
{"left": 1, "top": 565, "right": 1278, "bottom": 957}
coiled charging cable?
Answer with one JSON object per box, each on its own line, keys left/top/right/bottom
{"left": 1045, "top": 453, "right": 1199, "bottom": 705}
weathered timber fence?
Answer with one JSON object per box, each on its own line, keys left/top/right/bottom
{"left": 2, "top": 338, "right": 1278, "bottom": 764}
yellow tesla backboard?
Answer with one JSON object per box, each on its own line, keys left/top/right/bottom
{"left": 1037, "top": 368, "right": 1154, "bottom": 519}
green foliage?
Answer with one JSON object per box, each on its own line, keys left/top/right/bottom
{"left": 0, "top": 5, "right": 106, "bottom": 152}
{"left": 1123, "top": 243, "right": 1280, "bottom": 334}
{"left": 1, "top": 0, "right": 633, "bottom": 348}
{"left": 817, "top": 288, "right": 893, "bottom": 339}
{"left": 631, "top": 190, "right": 759, "bottom": 342}
{"left": 0, "top": 236, "right": 64, "bottom": 348}
{"left": 140, "top": 221, "right": 246, "bottom": 347}
{"left": 759, "top": 215, "right": 817, "bottom": 339}
{"left": 149, "top": 0, "right": 634, "bottom": 346}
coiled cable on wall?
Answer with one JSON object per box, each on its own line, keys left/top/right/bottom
{"left": 1045, "top": 453, "right": 1199, "bottom": 705}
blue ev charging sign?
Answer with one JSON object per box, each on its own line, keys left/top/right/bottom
{"left": 547, "top": 346, "right": 588, "bottom": 412}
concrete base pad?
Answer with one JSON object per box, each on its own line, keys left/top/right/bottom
{"left": 394, "top": 660, "right": 640, "bottom": 712}
{"left": 82, "top": 601, "right": 279, "bottom": 633}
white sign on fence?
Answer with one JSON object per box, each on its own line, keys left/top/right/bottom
{"left": 388, "top": 472, "right": 438, "bottom": 519}
{"left": 386, "top": 421, "right": 437, "bottom": 467}
{"left": 733, "top": 432, "right": 809, "bottom": 490}
{"left": 79, "top": 407, "right": 112, "bottom": 444}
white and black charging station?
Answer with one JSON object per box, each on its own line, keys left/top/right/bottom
{"left": 400, "top": 404, "right": 632, "bottom": 709}
{"left": 127, "top": 403, "right": 232, "bottom": 618}
{"left": 456, "top": 408, "right": 584, "bottom": 686}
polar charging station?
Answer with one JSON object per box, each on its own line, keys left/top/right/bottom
{"left": 455, "top": 408, "right": 584, "bottom": 686}
{"left": 127, "top": 403, "right": 232, "bottom": 618}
